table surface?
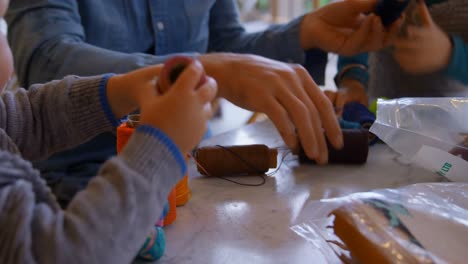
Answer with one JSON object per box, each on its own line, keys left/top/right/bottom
{"left": 157, "top": 120, "right": 441, "bottom": 264}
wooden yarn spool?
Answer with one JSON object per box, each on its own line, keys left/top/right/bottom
{"left": 116, "top": 116, "right": 180, "bottom": 226}
{"left": 298, "top": 129, "right": 369, "bottom": 164}
{"left": 194, "top": 144, "right": 278, "bottom": 176}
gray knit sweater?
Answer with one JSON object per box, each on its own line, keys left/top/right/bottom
{"left": 0, "top": 76, "right": 185, "bottom": 263}
{"left": 368, "top": 0, "right": 468, "bottom": 98}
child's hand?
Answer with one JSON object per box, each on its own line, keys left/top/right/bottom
{"left": 300, "top": 0, "right": 401, "bottom": 56}
{"left": 106, "top": 65, "right": 163, "bottom": 119}
{"left": 325, "top": 79, "right": 368, "bottom": 116}
{"left": 393, "top": 1, "right": 452, "bottom": 74}
{"left": 139, "top": 61, "right": 217, "bottom": 154}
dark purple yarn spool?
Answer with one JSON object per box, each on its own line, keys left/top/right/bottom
{"left": 298, "top": 129, "right": 369, "bottom": 164}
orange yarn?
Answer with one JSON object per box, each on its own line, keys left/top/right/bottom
{"left": 175, "top": 175, "right": 191, "bottom": 206}
{"left": 116, "top": 124, "right": 135, "bottom": 153}
{"left": 164, "top": 188, "right": 177, "bottom": 226}
{"left": 116, "top": 123, "right": 177, "bottom": 226}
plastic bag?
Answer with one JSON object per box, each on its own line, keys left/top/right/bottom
{"left": 291, "top": 183, "right": 468, "bottom": 264}
{"left": 369, "top": 98, "right": 468, "bottom": 181}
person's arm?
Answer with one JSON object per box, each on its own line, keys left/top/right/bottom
{"left": 0, "top": 126, "right": 186, "bottom": 264}
{"left": 0, "top": 75, "right": 118, "bottom": 161}
{"left": 208, "top": 0, "right": 328, "bottom": 83}
{"left": 323, "top": 53, "right": 369, "bottom": 113}
{"left": 5, "top": 0, "right": 193, "bottom": 87}
{"left": 445, "top": 35, "right": 468, "bottom": 85}
{"left": 335, "top": 53, "right": 369, "bottom": 88}
{"left": 0, "top": 61, "right": 214, "bottom": 264}
{"left": 0, "top": 62, "right": 166, "bottom": 161}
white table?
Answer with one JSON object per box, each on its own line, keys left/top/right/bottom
{"left": 159, "top": 120, "right": 440, "bottom": 264}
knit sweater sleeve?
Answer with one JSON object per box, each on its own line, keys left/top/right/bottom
{"left": 0, "top": 127, "right": 186, "bottom": 264}
{"left": 0, "top": 75, "right": 117, "bottom": 161}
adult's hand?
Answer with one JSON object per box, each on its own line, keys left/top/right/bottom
{"left": 200, "top": 53, "right": 343, "bottom": 164}
{"left": 300, "top": 0, "right": 401, "bottom": 56}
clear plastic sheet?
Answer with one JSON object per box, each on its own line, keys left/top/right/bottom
{"left": 369, "top": 98, "right": 468, "bottom": 181}
{"left": 291, "top": 183, "right": 468, "bottom": 264}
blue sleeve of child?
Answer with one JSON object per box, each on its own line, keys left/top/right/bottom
{"left": 445, "top": 35, "right": 468, "bottom": 85}
{"left": 335, "top": 53, "right": 369, "bottom": 88}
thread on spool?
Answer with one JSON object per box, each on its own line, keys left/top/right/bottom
{"left": 175, "top": 175, "right": 192, "bottom": 206}
{"left": 190, "top": 145, "right": 291, "bottom": 186}
{"left": 163, "top": 188, "right": 177, "bottom": 226}
{"left": 192, "top": 153, "right": 266, "bottom": 186}
{"left": 194, "top": 144, "right": 277, "bottom": 176}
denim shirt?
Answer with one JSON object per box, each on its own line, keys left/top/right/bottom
{"left": 5, "top": 0, "right": 327, "bottom": 205}
{"left": 6, "top": 0, "right": 327, "bottom": 86}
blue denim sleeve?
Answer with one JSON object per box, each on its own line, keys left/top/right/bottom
{"left": 208, "top": 0, "right": 304, "bottom": 64}
{"left": 335, "top": 53, "right": 369, "bottom": 88}
{"left": 445, "top": 35, "right": 468, "bottom": 85}
{"left": 5, "top": 0, "right": 196, "bottom": 87}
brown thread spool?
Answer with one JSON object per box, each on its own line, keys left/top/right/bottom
{"left": 194, "top": 144, "right": 278, "bottom": 176}
{"left": 299, "top": 129, "right": 369, "bottom": 164}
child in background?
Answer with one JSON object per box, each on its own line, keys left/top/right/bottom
{"left": 329, "top": 0, "right": 468, "bottom": 111}
{"left": 0, "top": 0, "right": 217, "bottom": 263}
